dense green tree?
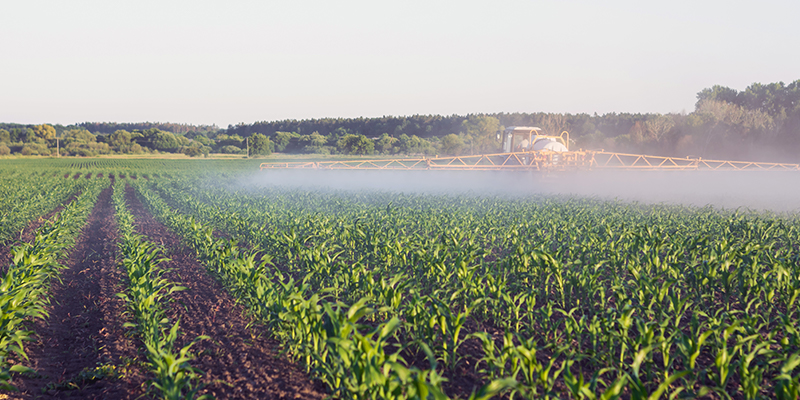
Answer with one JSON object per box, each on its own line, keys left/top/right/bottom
{"left": 22, "top": 128, "right": 37, "bottom": 143}
{"left": 696, "top": 80, "right": 800, "bottom": 119}
{"left": 20, "top": 142, "right": 50, "bottom": 155}
{"left": 108, "top": 129, "right": 132, "bottom": 147}
{"left": 219, "top": 145, "right": 243, "bottom": 154}
{"left": 337, "top": 134, "right": 374, "bottom": 155}
{"left": 193, "top": 135, "right": 214, "bottom": 147}
{"left": 332, "top": 127, "right": 352, "bottom": 137}
{"left": 439, "top": 133, "right": 465, "bottom": 155}
{"left": 397, "top": 134, "right": 420, "bottom": 154}
{"left": 460, "top": 115, "right": 500, "bottom": 154}
{"left": 249, "top": 133, "right": 272, "bottom": 156}
{"left": 375, "top": 133, "right": 399, "bottom": 154}
{"left": 213, "top": 134, "right": 245, "bottom": 149}
{"left": 272, "top": 131, "right": 296, "bottom": 152}
{"left": 152, "top": 132, "right": 180, "bottom": 152}
{"left": 33, "top": 124, "right": 57, "bottom": 140}
{"left": 107, "top": 130, "right": 143, "bottom": 153}
{"left": 182, "top": 145, "right": 203, "bottom": 157}
{"left": 62, "top": 128, "right": 95, "bottom": 145}
{"left": 60, "top": 129, "right": 111, "bottom": 156}
{"left": 79, "top": 121, "right": 219, "bottom": 135}
{"left": 300, "top": 132, "right": 327, "bottom": 147}
{"left": 0, "top": 129, "right": 9, "bottom": 144}
{"left": 696, "top": 85, "right": 740, "bottom": 107}
{"left": 294, "top": 132, "right": 325, "bottom": 153}
{"left": 691, "top": 99, "right": 776, "bottom": 159}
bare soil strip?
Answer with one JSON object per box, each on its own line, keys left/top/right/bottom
{"left": 124, "top": 186, "right": 327, "bottom": 399}
{"left": 8, "top": 186, "right": 149, "bottom": 399}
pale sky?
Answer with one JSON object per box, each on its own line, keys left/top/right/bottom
{"left": 1, "top": 0, "right": 798, "bottom": 128}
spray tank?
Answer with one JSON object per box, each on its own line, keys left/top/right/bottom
{"left": 500, "top": 127, "right": 569, "bottom": 153}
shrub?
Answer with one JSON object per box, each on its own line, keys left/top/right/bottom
{"left": 183, "top": 146, "right": 203, "bottom": 157}
{"left": 336, "top": 134, "right": 374, "bottom": 155}
{"left": 20, "top": 143, "right": 48, "bottom": 156}
{"left": 219, "top": 145, "right": 243, "bottom": 154}
{"left": 249, "top": 133, "right": 272, "bottom": 156}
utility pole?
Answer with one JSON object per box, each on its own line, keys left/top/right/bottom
{"left": 246, "top": 137, "right": 249, "bottom": 158}
{"left": 56, "top": 137, "right": 60, "bottom": 157}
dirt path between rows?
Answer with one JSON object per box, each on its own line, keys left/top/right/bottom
{"left": 125, "top": 185, "right": 327, "bottom": 399}
{"left": 4, "top": 185, "right": 150, "bottom": 399}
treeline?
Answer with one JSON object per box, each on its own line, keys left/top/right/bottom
{"left": 0, "top": 122, "right": 227, "bottom": 157}
{"left": 79, "top": 122, "right": 219, "bottom": 135}
{"left": 0, "top": 126, "right": 272, "bottom": 157}
{"left": 222, "top": 79, "right": 800, "bottom": 161}
{"left": 1, "top": 80, "right": 798, "bottom": 161}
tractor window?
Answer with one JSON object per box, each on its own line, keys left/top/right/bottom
{"left": 513, "top": 134, "right": 530, "bottom": 151}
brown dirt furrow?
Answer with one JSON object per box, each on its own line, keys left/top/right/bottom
{"left": 4, "top": 186, "right": 150, "bottom": 399}
{"left": 124, "top": 185, "right": 327, "bottom": 399}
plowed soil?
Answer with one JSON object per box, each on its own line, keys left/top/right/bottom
{"left": 4, "top": 185, "right": 150, "bottom": 399}
{"left": 124, "top": 186, "right": 327, "bottom": 399}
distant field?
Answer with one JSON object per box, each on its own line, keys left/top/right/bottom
{"left": 0, "top": 152, "right": 408, "bottom": 161}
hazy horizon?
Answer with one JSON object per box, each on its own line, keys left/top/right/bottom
{"left": 2, "top": 0, "right": 798, "bottom": 128}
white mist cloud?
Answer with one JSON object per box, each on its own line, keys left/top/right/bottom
{"left": 238, "top": 170, "right": 800, "bottom": 213}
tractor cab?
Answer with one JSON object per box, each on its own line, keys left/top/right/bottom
{"left": 499, "top": 126, "right": 569, "bottom": 153}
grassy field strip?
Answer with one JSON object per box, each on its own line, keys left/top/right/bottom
{"left": 1, "top": 158, "right": 261, "bottom": 175}
{"left": 0, "top": 179, "right": 106, "bottom": 391}
{"left": 111, "top": 179, "right": 208, "bottom": 400}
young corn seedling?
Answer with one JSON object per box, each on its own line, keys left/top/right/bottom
{"left": 429, "top": 295, "right": 476, "bottom": 371}
{"left": 471, "top": 331, "right": 517, "bottom": 382}
{"left": 773, "top": 353, "right": 800, "bottom": 400}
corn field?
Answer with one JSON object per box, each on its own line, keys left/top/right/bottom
{"left": 1, "top": 158, "right": 799, "bottom": 399}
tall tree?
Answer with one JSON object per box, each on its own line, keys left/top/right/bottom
{"left": 32, "top": 124, "right": 57, "bottom": 140}
{"left": 337, "top": 134, "right": 374, "bottom": 155}
{"left": 696, "top": 85, "right": 740, "bottom": 108}
{"left": 460, "top": 115, "right": 500, "bottom": 154}
{"left": 152, "top": 131, "right": 180, "bottom": 152}
{"left": 249, "top": 133, "right": 272, "bottom": 155}
{"left": 439, "top": 134, "right": 465, "bottom": 155}
{"left": 645, "top": 115, "right": 675, "bottom": 143}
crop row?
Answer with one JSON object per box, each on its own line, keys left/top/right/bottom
{"left": 111, "top": 180, "right": 207, "bottom": 400}
{"left": 0, "top": 178, "right": 106, "bottom": 391}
